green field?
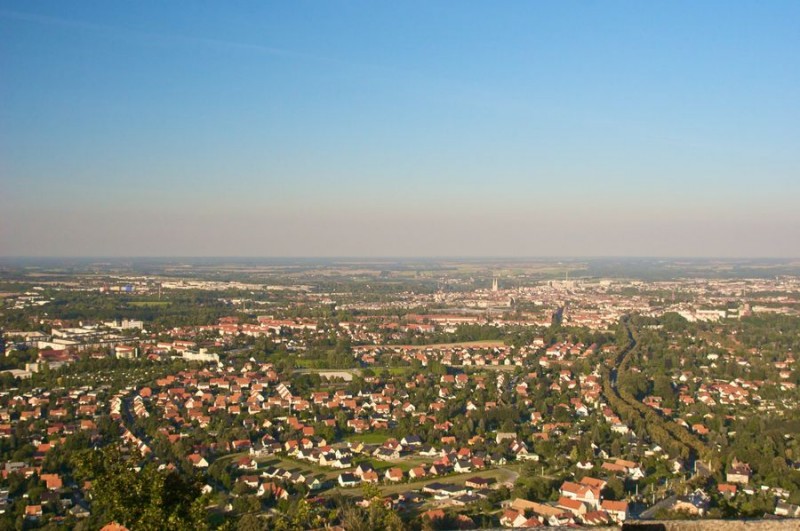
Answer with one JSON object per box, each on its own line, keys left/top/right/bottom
{"left": 344, "top": 433, "right": 391, "bottom": 444}
{"left": 385, "top": 367, "right": 415, "bottom": 376}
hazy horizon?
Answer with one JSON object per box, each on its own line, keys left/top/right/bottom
{"left": 2, "top": 2, "right": 799, "bottom": 257}
{"left": 2, "top": 255, "right": 799, "bottom": 262}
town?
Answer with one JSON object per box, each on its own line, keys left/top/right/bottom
{"left": 0, "top": 258, "right": 798, "bottom": 530}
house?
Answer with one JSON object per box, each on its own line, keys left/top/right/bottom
{"left": 601, "top": 461, "right": 627, "bottom": 475}
{"left": 24, "top": 505, "right": 43, "bottom": 519}
{"left": 235, "top": 457, "right": 258, "bottom": 471}
{"left": 612, "top": 459, "right": 645, "bottom": 479}
{"left": 509, "top": 498, "right": 563, "bottom": 518}
{"left": 579, "top": 477, "right": 607, "bottom": 491}
{"left": 559, "top": 481, "right": 601, "bottom": 509}
{"left": 454, "top": 460, "right": 472, "bottom": 473}
{"left": 558, "top": 496, "right": 587, "bottom": 516}
{"left": 582, "top": 510, "right": 611, "bottom": 525}
{"left": 500, "top": 509, "right": 529, "bottom": 528}
{"left": 187, "top": 453, "right": 209, "bottom": 468}
{"left": 238, "top": 475, "right": 260, "bottom": 489}
{"left": 600, "top": 500, "right": 628, "bottom": 522}
{"left": 428, "top": 463, "right": 452, "bottom": 476}
{"left": 408, "top": 466, "right": 427, "bottom": 480}
{"left": 663, "top": 490, "right": 709, "bottom": 516}
{"left": 420, "top": 445, "right": 440, "bottom": 457}
{"left": 385, "top": 468, "right": 404, "bottom": 482}
{"left": 454, "top": 493, "right": 482, "bottom": 508}
{"left": 509, "top": 439, "right": 528, "bottom": 454}
{"left": 373, "top": 447, "right": 401, "bottom": 461}
{"left": 258, "top": 482, "right": 289, "bottom": 500}
{"left": 289, "top": 471, "right": 307, "bottom": 484}
{"left": 611, "top": 423, "right": 630, "bottom": 434}
{"left": 40, "top": 473, "right": 63, "bottom": 491}
{"left": 516, "top": 449, "right": 540, "bottom": 461}
{"left": 774, "top": 501, "right": 800, "bottom": 518}
{"left": 349, "top": 441, "right": 368, "bottom": 454}
{"left": 401, "top": 435, "right": 422, "bottom": 446}
{"left": 338, "top": 473, "right": 360, "bottom": 488}
{"left": 332, "top": 456, "right": 353, "bottom": 469}
{"left": 361, "top": 470, "right": 379, "bottom": 484}
{"left": 355, "top": 463, "right": 375, "bottom": 477}
{"left": 496, "top": 432, "right": 517, "bottom": 444}
{"left": 230, "top": 439, "right": 252, "bottom": 452}
{"left": 398, "top": 491, "right": 424, "bottom": 504}
{"left": 726, "top": 458, "right": 752, "bottom": 485}
{"left": 422, "top": 482, "right": 467, "bottom": 499}
{"left": 547, "top": 512, "right": 576, "bottom": 527}
{"left": 465, "top": 477, "right": 494, "bottom": 489}
{"left": 470, "top": 456, "right": 486, "bottom": 469}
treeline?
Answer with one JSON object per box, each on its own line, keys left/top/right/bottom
{"left": 21, "top": 290, "right": 232, "bottom": 328}
{"left": 602, "top": 318, "right": 717, "bottom": 467}
{"left": 734, "top": 314, "right": 800, "bottom": 353}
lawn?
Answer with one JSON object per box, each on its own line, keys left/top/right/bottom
{"left": 344, "top": 433, "right": 391, "bottom": 444}
{"left": 384, "top": 367, "right": 415, "bottom": 376}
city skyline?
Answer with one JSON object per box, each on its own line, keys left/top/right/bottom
{"left": 2, "top": 1, "right": 799, "bottom": 257}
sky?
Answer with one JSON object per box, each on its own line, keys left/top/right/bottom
{"left": 1, "top": 1, "right": 799, "bottom": 257}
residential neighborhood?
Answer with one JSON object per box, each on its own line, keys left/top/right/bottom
{"left": 0, "top": 259, "right": 798, "bottom": 529}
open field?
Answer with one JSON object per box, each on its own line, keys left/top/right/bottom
{"left": 343, "top": 433, "right": 391, "bottom": 445}
{"left": 385, "top": 367, "right": 415, "bottom": 376}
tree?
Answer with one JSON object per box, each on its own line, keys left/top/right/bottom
{"left": 73, "top": 444, "right": 207, "bottom": 531}
{"left": 271, "top": 499, "right": 315, "bottom": 531}
{"left": 237, "top": 513, "right": 266, "bottom": 531}
{"left": 602, "top": 477, "right": 625, "bottom": 500}
{"left": 339, "top": 499, "right": 407, "bottom": 531}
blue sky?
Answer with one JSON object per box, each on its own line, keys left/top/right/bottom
{"left": 1, "top": 1, "right": 799, "bottom": 257}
